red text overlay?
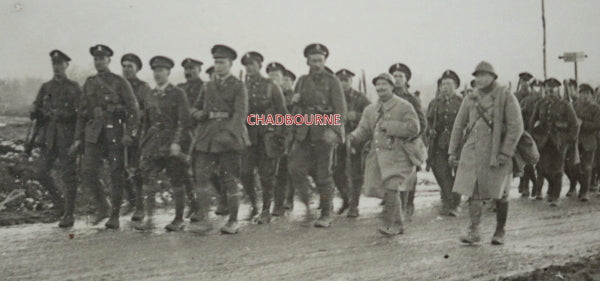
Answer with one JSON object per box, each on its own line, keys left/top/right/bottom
{"left": 247, "top": 114, "right": 342, "bottom": 126}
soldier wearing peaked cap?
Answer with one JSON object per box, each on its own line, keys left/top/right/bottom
{"left": 71, "top": 44, "right": 140, "bottom": 229}
{"left": 563, "top": 83, "right": 600, "bottom": 202}
{"left": 287, "top": 43, "right": 347, "bottom": 228}
{"left": 529, "top": 78, "right": 578, "bottom": 207}
{"left": 332, "top": 68, "right": 370, "bottom": 217}
{"left": 276, "top": 67, "right": 297, "bottom": 212}
{"left": 515, "top": 72, "right": 534, "bottom": 102}
{"left": 239, "top": 51, "right": 288, "bottom": 224}
{"left": 31, "top": 50, "right": 81, "bottom": 228}
{"left": 178, "top": 58, "right": 204, "bottom": 104}
{"left": 347, "top": 72, "right": 420, "bottom": 236}
{"left": 188, "top": 44, "right": 250, "bottom": 235}
{"left": 120, "top": 53, "right": 152, "bottom": 219}
{"left": 266, "top": 62, "right": 286, "bottom": 87}
{"left": 449, "top": 61, "right": 524, "bottom": 245}
{"left": 426, "top": 70, "right": 462, "bottom": 217}
{"left": 388, "top": 62, "right": 426, "bottom": 218}
{"left": 133, "top": 56, "right": 192, "bottom": 232}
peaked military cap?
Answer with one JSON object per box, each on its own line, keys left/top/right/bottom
{"left": 335, "top": 69, "right": 355, "bottom": 78}
{"left": 89, "top": 44, "right": 113, "bottom": 57}
{"left": 121, "top": 53, "right": 142, "bottom": 70}
{"left": 579, "top": 83, "right": 594, "bottom": 94}
{"left": 472, "top": 61, "right": 497, "bottom": 79}
{"left": 372, "top": 73, "right": 395, "bottom": 86}
{"left": 304, "top": 43, "right": 329, "bottom": 58}
{"left": 181, "top": 58, "right": 203, "bottom": 68}
{"left": 241, "top": 51, "right": 264, "bottom": 66}
{"left": 206, "top": 66, "right": 215, "bottom": 75}
{"left": 266, "top": 62, "right": 285, "bottom": 73}
{"left": 518, "top": 72, "right": 533, "bottom": 82}
{"left": 150, "top": 56, "right": 174, "bottom": 70}
{"left": 50, "top": 50, "right": 71, "bottom": 63}
{"left": 544, "top": 78, "right": 561, "bottom": 88}
{"left": 283, "top": 69, "right": 296, "bottom": 81}
{"left": 212, "top": 44, "right": 237, "bottom": 60}
{"left": 388, "top": 63, "right": 412, "bottom": 81}
{"left": 440, "top": 69, "right": 460, "bottom": 88}
{"left": 530, "top": 79, "right": 542, "bottom": 87}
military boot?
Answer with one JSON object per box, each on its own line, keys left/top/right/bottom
{"left": 284, "top": 185, "right": 295, "bottom": 211}
{"left": 106, "top": 183, "right": 124, "bottom": 229}
{"left": 215, "top": 192, "right": 229, "bottom": 216}
{"left": 131, "top": 196, "right": 145, "bottom": 222}
{"left": 165, "top": 187, "right": 186, "bottom": 232}
{"left": 91, "top": 201, "right": 110, "bottom": 226}
{"left": 492, "top": 199, "right": 508, "bottom": 245}
{"left": 221, "top": 193, "right": 241, "bottom": 234}
{"left": 258, "top": 181, "right": 273, "bottom": 224}
{"left": 379, "top": 191, "right": 404, "bottom": 236}
{"left": 134, "top": 194, "right": 156, "bottom": 231}
{"left": 314, "top": 196, "right": 333, "bottom": 228}
{"left": 336, "top": 193, "right": 350, "bottom": 215}
{"left": 184, "top": 175, "right": 198, "bottom": 219}
{"left": 460, "top": 199, "right": 482, "bottom": 245}
{"left": 58, "top": 186, "right": 77, "bottom": 228}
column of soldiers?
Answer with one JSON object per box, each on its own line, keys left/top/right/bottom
{"left": 29, "top": 43, "right": 599, "bottom": 239}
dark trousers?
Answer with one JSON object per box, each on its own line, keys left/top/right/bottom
{"left": 518, "top": 164, "right": 537, "bottom": 196}
{"left": 288, "top": 139, "right": 335, "bottom": 213}
{"left": 81, "top": 131, "right": 126, "bottom": 217}
{"left": 37, "top": 142, "right": 77, "bottom": 216}
{"left": 193, "top": 150, "right": 242, "bottom": 222}
{"left": 430, "top": 149, "right": 461, "bottom": 210}
{"left": 241, "top": 143, "right": 278, "bottom": 212}
{"left": 140, "top": 156, "right": 187, "bottom": 219}
{"left": 565, "top": 143, "right": 595, "bottom": 197}
{"left": 536, "top": 143, "right": 567, "bottom": 201}
{"left": 274, "top": 155, "right": 291, "bottom": 209}
{"left": 332, "top": 143, "right": 364, "bottom": 209}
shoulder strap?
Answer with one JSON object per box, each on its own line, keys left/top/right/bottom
{"left": 474, "top": 101, "right": 494, "bottom": 130}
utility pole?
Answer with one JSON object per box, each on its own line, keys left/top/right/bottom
{"left": 542, "top": 0, "right": 547, "bottom": 80}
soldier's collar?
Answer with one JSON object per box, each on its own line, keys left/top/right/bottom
{"left": 53, "top": 75, "right": 67, "bottom": 82}
{"left": 216, "top": 73, "right": 232, "bottom": 82}
{"left": 156, "top": 82, "right": 171, "bottom": 91}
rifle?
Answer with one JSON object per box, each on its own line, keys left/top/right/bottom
{"left": 361, "top": 69, "right": 367, "bottom": 94}
{"left": 425, "top": 100, "right": 438, "bottom": 172}
{"left": 123, "top": 123, "right": 136, "bottom": 180}
{"left": 563, "top": 79, "right": 571, "bottom": 102}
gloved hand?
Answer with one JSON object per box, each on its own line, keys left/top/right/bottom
{"left": 448, "top": 154, "right": 459, "bottom": 167}
{"left": 496, "top": 154, "right": 510, "bottom": 166}
{"left": 191, "top": 109, "right": 208, "bottom": 121}
{"left": 121, "top": 135, "right": 135, "bottom": 146}
{"left": 170, "top": 143, "right": 181, "bottom": 156}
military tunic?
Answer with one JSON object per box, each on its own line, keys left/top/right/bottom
{"left": 288, "top": 69, "right": 346, "bottom": 216}
{"left": 241, "top": 74, "right": 287, "bottom": 214}
{"left": 75, "top": 70, "right": 140, "bottom": 217}
{"left": 139, "top": 83, "right": 191, "bottom": 192}
{"left": 517, "top": 91, "right": 543, "bottom": 196}
{"left": 426, "top": 93, "right": 462, "bottom": 211}
{"left": 177, "top": 77, "right": 204, "bottom": 106}
{"left": 564, "top": 100, "right": 600, "bottom": 197}
{"left": 529, "top": 95, "right": 578, "bottom": 201}
{"left": 333, "top": 88, "right": 370, "bottom": 212}
{"left": 32, "top": 77, "right": 81, "bottom": 213}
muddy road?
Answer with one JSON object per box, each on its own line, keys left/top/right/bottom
{"left": 1, "top": 176, "right": 599, "bottom": 281}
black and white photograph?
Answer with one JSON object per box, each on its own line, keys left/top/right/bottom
{"left": 1, "top": 0, "right": 599, "bottom": 280}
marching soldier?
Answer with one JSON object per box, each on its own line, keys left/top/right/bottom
{"left": 31, "top": 50, "right": 81, "bottom": 227}
{"left": 265, "top": 62, "right": 292, "bottom": 216}
{"left": 564, "top": 84, "right": 600, "bottom": 202}
{"left": 333, "top": 69, "right": 370, "bottom": 217}
{"left": 515, "top": 72, "right": 533, "bottom": 102}
{"left": 240, "top": 53, "right": 288, "bottom": 223}
{"left": 519, "top": 78, "right": 544, "bottom": 198}
{"left": 388, "top": 63, "right": 427, "bottom": 217}
{"left": 288, "top": 43, "right": 346, "bottom": 227}
{"left": 347, "top": 73, "right": 420, "bottom": 236}
{"left": 529, "top": 78, "right": 578, "bottom": 206}
{"left": 70, "top": 44, "right": 140, "bottom": 229}
{"left": 449, "top": 61, "right": 523, "bottom": 245}
{"left": 133, "top": 56, "right": 192, "bottom": 231}
{"left": 188, "top": 45, "right": 250, "bottom": 234}
{"left": 426, "top": 70, "right": 462, "bottom": 217}
{"left": 121, "top": 53, "right": 151, "bottom": 219}
{"left": 277, "top": 68, "right": 297, "bottom": 212}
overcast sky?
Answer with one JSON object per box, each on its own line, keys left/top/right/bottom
{"left": 1, "top": 0, "right": 599, "bottom": 101}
